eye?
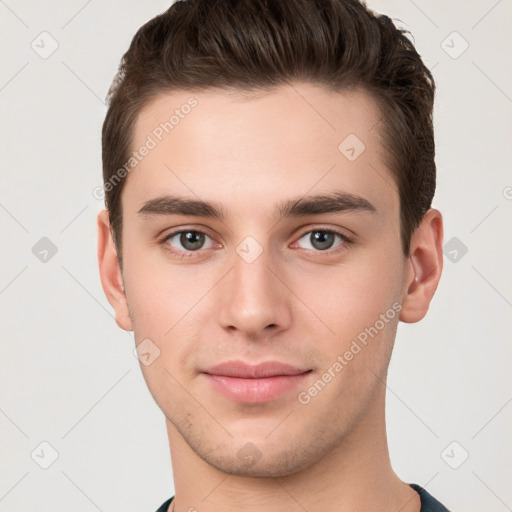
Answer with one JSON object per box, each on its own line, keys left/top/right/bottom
{"left": 161, "top": 229, "right": 216, "bottom": 257}
{"left": 159, "top": 227, "right": 352, "bottom": 260}
{"left": 295, "top": 228, "right": 351, "bottom": 253}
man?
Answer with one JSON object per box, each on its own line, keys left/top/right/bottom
{"left": 97, "top": 0, "right": 449, "bottom": 510}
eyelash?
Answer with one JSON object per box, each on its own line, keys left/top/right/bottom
{"left": 158, "top": 227, "right": 353, "bottom": 259}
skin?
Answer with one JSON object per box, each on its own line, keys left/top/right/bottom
{"left": 97, "top": 82, "right": 443, "bottom": 512}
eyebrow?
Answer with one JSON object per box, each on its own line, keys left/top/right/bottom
{"left": 137, "top": 191, "right": 377, "bottom": 220}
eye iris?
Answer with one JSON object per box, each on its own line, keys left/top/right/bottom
{"left": 311, "top": 231, "right": 335, "bottom": 250}
{"left": 180, "top": 231, "right": 204, "bottom": 250}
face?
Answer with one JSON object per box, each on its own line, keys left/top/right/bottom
{"left": 101, "top": 83, "right": 424, "bottom": 477}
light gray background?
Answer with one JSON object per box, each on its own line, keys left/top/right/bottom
{"left": 1, "top": 1, "right": 511, "bottom": 511}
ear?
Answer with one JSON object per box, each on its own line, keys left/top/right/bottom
{"left": 399, "top": 208, "right": 444, "bottom": 323}
{"left": 97, "top": 209, "right": 133, "bottom": 331}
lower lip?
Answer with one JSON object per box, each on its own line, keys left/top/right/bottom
{"left": 203, "top": 372, "right": 311, "bottom": 403}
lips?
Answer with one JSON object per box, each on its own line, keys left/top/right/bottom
{"left": 203, "top": 360, "right": 310, "bottom": 378}
{"left": 202, "top": 360, "right": 312, "bottom": 403}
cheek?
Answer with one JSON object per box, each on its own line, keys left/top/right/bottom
{"left": 290, "top": 249, "right": 403, "bottom": 331}
{"left": 123, "top": 252, "right": 213, "bottom": 376}
{"left": 126, "top": 267, "right": 204, "bottom": 413}
{"left": 123, "top": 246, "right": 202, "bottom": 332}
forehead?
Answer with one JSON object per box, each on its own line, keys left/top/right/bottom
{"left": 124, "top": 83, "right": 397, "bottom": 219}
{"left": 133, "top": 83, "right": 384, "bottom": 153}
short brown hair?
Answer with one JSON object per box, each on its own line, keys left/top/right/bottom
{"left": 102, "top": 0, "right": 436, "bottom": 269}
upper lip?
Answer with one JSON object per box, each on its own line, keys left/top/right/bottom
{"left": 203, "top": 361, "right": 310, "bottom": 378}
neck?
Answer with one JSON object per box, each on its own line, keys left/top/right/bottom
{"left": 165, "top": 384, "right": 420, "bottom": 512}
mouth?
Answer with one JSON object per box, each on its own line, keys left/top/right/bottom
{"left": 201, "top": 360, "right": 313, "bottom": 403}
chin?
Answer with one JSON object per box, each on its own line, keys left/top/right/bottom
{"left": 190, "top": 436, "right": 326, "bottom": 478}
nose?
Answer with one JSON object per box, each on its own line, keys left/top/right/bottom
{"left": 216, "top": 243, "right": 292, "bottom": 340}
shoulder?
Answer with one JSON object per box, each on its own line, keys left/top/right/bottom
{"left": 154, "top": 495, "right": 174, "bottom": 512}
{"left": 410, "top": 483, "right": 451, "bottom": 512}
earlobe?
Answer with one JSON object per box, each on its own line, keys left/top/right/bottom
{"left": 399, "top": 209, "right": 444, "bottom": 324}
{"left": 97, "top": 209, "right": 133, "bottom": 331}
